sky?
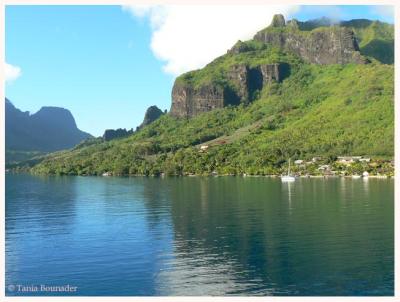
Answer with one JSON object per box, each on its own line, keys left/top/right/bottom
{"left": 5, "top": 5, "right": 394, "bottom": 136}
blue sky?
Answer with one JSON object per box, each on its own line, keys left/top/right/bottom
{"left": 5, "top": 5, "right": 393, "bottom": 136}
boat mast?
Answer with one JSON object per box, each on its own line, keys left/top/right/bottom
{"left": 288, "top": 158, "right": 291, "bottom": 175}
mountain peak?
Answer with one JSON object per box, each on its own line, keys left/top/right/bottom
{"left": 32, "top": 106, "right": 77, "bottom": 129}
{"left": 6, "top": 98, "right": 92, "bottom": 152}
{"left": 270, "top": 14, "right": 286, "bottom": 27}
{"left": 137, "top": 105, "right": 165, "bottom": 130}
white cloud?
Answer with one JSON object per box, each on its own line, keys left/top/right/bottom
{"left": 372, "top": 5, "right": 393, "bottom": 20}
{"left": 123, "top": 5, "right": 299, "bottom": 76}
{"left": 5, "top": 62, "right": 22, "bottom": 83}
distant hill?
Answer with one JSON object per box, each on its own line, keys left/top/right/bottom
{"left": 6, "top": 98, "right": 92, "bottom": 162}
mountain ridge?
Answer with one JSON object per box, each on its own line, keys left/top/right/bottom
{"left": 6, "top": 99, "right": 92, "bottom": 163}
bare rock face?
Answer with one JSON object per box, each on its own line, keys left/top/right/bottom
{"left": 259, "top": 63, "right": 286, "bottom": 84}
{"left": 170, "top": 83, "right": 226, "bottom": 118}
{"left": 254, "top": 15, "right": 368, "bottom": 65}
{"left": 226, "top": 64, "right": 251, "bottom": 102}
{"left": 170, "top": 63, "right": 289, "bottom": 118}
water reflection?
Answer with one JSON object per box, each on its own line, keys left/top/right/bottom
{"left": 5, "top": 175, "right": 394, "bottom": 296}
{"left": 155, "top": 177, "right": 393, "bottom": 295}
{"left": 281, "top": 181, "right": 294, "bottom": 212}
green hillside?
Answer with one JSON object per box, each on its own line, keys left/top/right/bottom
{"left": 27, "top": 17, "right": 394, "bottom": 176}
{"left": 30, "top": 61, "right": 393, "bottom": 176}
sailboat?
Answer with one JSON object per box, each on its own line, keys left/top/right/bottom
{"left": 281, "top": 158, "right": 296, "bottom": 182}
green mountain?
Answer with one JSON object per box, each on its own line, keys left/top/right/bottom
{"left": 30, "top": 16, "right": 394, "bottom": 176}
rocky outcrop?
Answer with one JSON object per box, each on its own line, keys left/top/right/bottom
{"left": 170, "top": 83, "right": 227, "bottom": 118}
{"left": 254, "top": 15, "right": 368, "bottom": 65}
{"left": 139, "top": 105, "right": 164, "bottom": 128}
{"left": 259, "top": 63, "right": 288, "bottom": 84}
{"left": 170, "top": 63, "right": 289, "bottom": 118}
{"left": 103, "top": 128, "right": 133, "bottom": 141}
{"left": 226, "top": 64, "right": 251, "bottom": 103}
{"left": 270, "top": 14, "right": 286, "bottom": 27}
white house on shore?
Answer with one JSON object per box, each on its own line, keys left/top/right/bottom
{"left": 318, "top": 164, "right": 330, "bottom": 171}
{"left": 337, "top": 156, "right": 370, "bottom": 165}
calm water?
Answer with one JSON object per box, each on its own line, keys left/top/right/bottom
{"left": 5, "top": 174, "right": 394, "bottom": 296}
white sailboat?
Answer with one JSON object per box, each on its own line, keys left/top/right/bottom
{"left": 281, "top": 158, "right": 296, "bottom": 182}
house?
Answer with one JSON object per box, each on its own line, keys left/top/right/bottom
{"left": 337, "top": 157, "right": 354, "bottom": 164}
{"left": 312, "top": 157, "right": 321, "bottom": 163}
{"left": 200, "top": 145, "right": 209, "bottom": 152}
{"left": 337, "top": 156, "right": 360, "bottom": 164}
{"left": 294, "top": 159, "right": 304, "bottom": 165}
{"left": 318, "top": 165, "right": 330, "bottom": 171}
{"left": 337, "top": 156, "right": 368, "bottom": 164}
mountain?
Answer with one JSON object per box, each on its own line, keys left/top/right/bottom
{"left": 30, "top": 16, "right": 393, "bottom": 176}
{"left": 6, "top": 98, "right": 92, "bottom": 161}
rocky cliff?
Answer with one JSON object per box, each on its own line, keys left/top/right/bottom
{"left": 170, "top": 83, "right": 225, "bottom": 118}
{"left": 253, "top": 14, "right": 368, "bottom": 65}
{"left": 170, "top": 63, "right": 289, "bottom": 118}
{"left": 170, "top": 14, "right": 370, "bottom": 119}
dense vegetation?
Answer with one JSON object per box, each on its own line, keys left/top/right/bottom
{"left": 30, "top": 60, "right": 393, "bottom": 176}
{"left": 6, "top": 150, "right": 47, "bottom": 166}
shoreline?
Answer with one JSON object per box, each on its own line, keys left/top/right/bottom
{"left": 8, "top": 170, "right": 394, "bottom": 179}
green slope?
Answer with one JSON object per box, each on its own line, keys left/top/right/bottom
{"left": 31, "top": 60, "right": 393, "bottom": 176}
